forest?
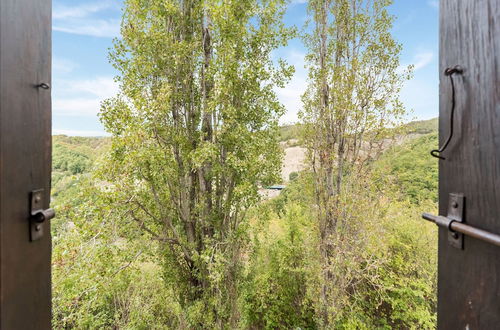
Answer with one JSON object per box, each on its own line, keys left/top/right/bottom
{"left": 51, "top": 0, "right": 439, "bottom": 328}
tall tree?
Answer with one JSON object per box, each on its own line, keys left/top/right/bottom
{"left": 99, "top": 0, "right": 293, "bottom": 326}
{"left": 301, "top": 0, "right": 411, "bottom": 324}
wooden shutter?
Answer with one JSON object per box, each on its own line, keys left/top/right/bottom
{"left": 438, "top": 1, "right": 500, "bottom": 328}
{"left": 0, "top": 0, "right": 52, "bottom": 328}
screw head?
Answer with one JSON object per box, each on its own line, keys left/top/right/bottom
{"left": 451, "top": 232, "right": 459, "bottom": 239}
{"left": 34, "top": 195, "right": 41, "bottom": 204}
{"left": 35, "top": 224, "right": 41, "bottom": 231}
{"left": 452, "top": 201, "right": 458, "bottom": 208}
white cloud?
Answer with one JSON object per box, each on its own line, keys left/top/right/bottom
{"left": 67, "top": 77, "right": 120, "bottom": 100}
{"left": 53, "top": 128, "right": 110, "bottom": 137}
{"left": 398, "top": 50, "right": 434, "bottom": 74}
{"left": 53, "top": 20, "right": 120, "bottom": 38}
{"left": 413, "top": 51, "right": 434, "bottom": 71}
{"left": 53, "top": 97, "right": 103, "bottom": 117}
{"left": 53, "top": 1, "right": 121, "bottom": 38}
{"left": 53, "top": 76, "right": 119, "bottom": 116}
{"left": 53, "top": 2, "right": 113, "bottom": 19}
{"left": 428, "top": 0, "right": 439, "bottom": 9}
{"left": 53, "top": 58, "right": 78, "bottom": 75}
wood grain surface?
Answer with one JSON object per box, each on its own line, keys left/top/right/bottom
{"left": 438, "top": 0, "right": 500, "bottom": 328}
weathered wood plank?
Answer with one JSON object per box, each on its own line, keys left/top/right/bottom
{"left": 439, "top": 0, "right": 500, "bottom": 328}
{"left": 0, "top": 0, "right": 52, "bottom": 328}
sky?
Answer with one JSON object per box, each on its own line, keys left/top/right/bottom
{"left": 52, "top": 0, "right": 439, "bottom": 136}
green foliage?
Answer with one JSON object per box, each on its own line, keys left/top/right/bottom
{"left": 376, "top": 202, "right": 437, "bottom": 328}
{"left": 48, "top": 0, "right": 440, "bottom": 326}
{"left": 278, "top": 118, "right": 436, "bottom": 154}
{"left": 96, "top": 0, "right": 295, "bottom": 326}
{"left": 239, "top": 160, "right": 437, "bottom": 329}
{"left": 51, "top": 139, "right": 182, "bottom": 328}
{"left": 52, "top": 136, "right": 108, "bottom": 176}
{"left": 52, "top": 178, "right": 184, "bottom": 329}
{"left": 53, "top": 144, "right": 90, "bottom": 175}
{"left": 374, "top": 133, "right": 439, "bottom": 203}
{"left": 51, "top": 128, "right": 438, "bottom": 329}
{"left": 301, "top": 0, "right": 413, "bottom": 324}
{"left": 51, "top": 136, "right": 109, "bottom": 198}
{"left": 332, "top": 199, "right": 437, "bottom": 329}
{"left": 242, "top": 202, "right": 317, "bottom": 329}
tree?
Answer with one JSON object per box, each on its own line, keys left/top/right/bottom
{"left": 98, "top": 0, "right": 293, "bottom": 326}
{"left": 300, "top": 0, "right": 411, "bottom": 324}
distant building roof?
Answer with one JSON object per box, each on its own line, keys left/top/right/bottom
{"left": 266, "top": 185, "right": 286, "bottom": 190}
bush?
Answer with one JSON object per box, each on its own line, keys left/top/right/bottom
{"left": 242, "top": 203, "right": 317, "bottom": 329}
{"left": 289, "top": 171, "right": 299, "bottom": 181}
{"left": 52, "top": 182, "right": 184, "bottom": 329}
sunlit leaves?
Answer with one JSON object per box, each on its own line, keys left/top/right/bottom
{"left": 98, "top": 0, "right": 294, "bottom": 325}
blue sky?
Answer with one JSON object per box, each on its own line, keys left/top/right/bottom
{"left": 52, "top": 0, "right": 439, "bottom": 136}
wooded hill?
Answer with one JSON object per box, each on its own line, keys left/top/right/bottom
{"left": 52, "top": 118, "right": 438, "bottom": 198}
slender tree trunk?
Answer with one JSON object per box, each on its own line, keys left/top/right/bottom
{"left": 316, "top": 0, "right": 334, "bottom": 324}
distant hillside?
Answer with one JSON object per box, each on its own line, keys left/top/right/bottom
{"left": 279, "top": 124, "right": 302, "bottom": 142}
{"left": 51, "top": 118, "right": 439, "bottom": 196}
{"left": 405, "top": 118, "right": 438, "bottom": 135}
{"left": 278, "top": 118, "right": 438, "bottom": 143}
{"left": 373, "top": 132, "right": 439, "bottom": 203}
{"left": 52, "top": 135, "right": 110, "bottom": 198}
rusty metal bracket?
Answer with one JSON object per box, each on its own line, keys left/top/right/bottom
{"left": 422, "top": 193, "right": 464, "bottom": 249}
{"left": 446, "top": 193, "right": 464, "bottom": 249}
{"left": 29, "top": 189, "right": 55, "bottom": 241}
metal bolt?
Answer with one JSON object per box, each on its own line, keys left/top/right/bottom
{"left": 34, "top": 195, "right": 41, "bottom": 204}
{"left": 35, "top": 224, "right": 41, "bottom": 231}
{"left": 452, "top": 201, "right": 458, "bottom": 208}
{"left": 451, "top": 232, "right": 459, "bottom": 239}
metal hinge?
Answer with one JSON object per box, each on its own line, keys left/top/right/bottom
{"left": 30, "top": 189, "right": 55, "bottom": 241}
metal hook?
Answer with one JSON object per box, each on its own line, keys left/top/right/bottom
{"left": 431, "top": 65, "right": 463, "bottom": 160}
{"left": 36, "top": 83, "right": 50, "bottom": 90}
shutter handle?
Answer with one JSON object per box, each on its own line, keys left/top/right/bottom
{"left": 29, "top": 189, "right": 55, "bottom": 241}
{"left": 31, "top": 208, "right": 55, "bottom": 223}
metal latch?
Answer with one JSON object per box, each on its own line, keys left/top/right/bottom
{"left": 30, "top": 189, "right": 55, "bottom": 241}
{"left": 422, "top": 193, "right": 500, "bottom": 249}
{"left": 424, "top": 193, "right": 464, "bottom": 249}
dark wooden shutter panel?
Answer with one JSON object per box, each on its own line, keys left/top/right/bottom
{"left": 0, "top": 0, "right": 52, "bottom": 328}
{"left": 438, "top": 1, "right": 500, "bottom": 328}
